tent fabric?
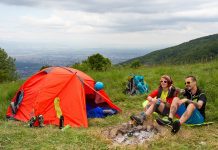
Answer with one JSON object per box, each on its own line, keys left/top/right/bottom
{"left": 6, "top": 67, "right": 121, "bottom": 128}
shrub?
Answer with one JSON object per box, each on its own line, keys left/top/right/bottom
{"left": 87, "top": 53, "right": 112, "bottom": 71}
{"left": 72, "top": 60, "right": 90, "bottom": 72}
{"left": 130, "top": 60, "right": 141, "bottom": 68}
{"left": 72, "top": 53, "right": 112, "bottom": 71}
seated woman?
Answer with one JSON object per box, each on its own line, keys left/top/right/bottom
{"left": 130, "top": 75, "right": 177, "bottom": 125}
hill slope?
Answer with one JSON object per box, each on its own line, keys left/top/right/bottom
{"left": 122, "top": 34, "right": 218, "bottom": 65}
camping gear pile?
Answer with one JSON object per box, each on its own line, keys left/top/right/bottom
{"left": 6, "top": 67, "right": 121, "bottom": 128}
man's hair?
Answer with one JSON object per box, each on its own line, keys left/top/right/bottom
{"left": 185, "top": 75, "right": 197, "bottom": 82}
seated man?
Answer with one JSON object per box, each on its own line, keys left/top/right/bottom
{"left": 157, "top": 75, "right": 207, "bottom": 134}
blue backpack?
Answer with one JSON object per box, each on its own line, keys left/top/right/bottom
{"left": 126, "top": 75, "right": 149, "bottom": 95}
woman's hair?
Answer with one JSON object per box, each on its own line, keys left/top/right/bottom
{"left": 157, "top": 75, "right": 176, "bottom": 98}
{"left": 160, "top": 75, "right": 173, "bottom": 87}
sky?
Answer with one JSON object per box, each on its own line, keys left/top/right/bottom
{"left": 0, "top": 0, "right": 218, "bottom": 52}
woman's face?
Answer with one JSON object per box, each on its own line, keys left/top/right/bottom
{"left": 160, "top": 77, "right": 168, "bottom": 88}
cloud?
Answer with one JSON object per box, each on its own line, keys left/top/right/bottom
{"left": 0, "top": 0, "right": 218, "bottom": 49}
{"left": 0, "top": 0, "right": 39, "bottom": 6}
{"left": 1, "top": 0, "right": 217, "bottom": 14}
{"left": 18, "top": 5, "right": 218, "bottom": 34}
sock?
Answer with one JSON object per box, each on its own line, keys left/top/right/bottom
{"left": 140, "top": 112, "right": 146, "bottom": 120}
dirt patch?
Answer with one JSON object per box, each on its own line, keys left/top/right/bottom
{"left": 102, "top": 120, "right": 163, "bottom": 145}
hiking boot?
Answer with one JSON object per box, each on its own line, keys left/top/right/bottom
{"left": 38, "top": 115, "right": 44, "bottom": 127}
{"left": 10, "top": 102, "right": 17, "bottom": 114}
{"left": 156, "top": 117, "right": 173, "bottom": 126}
{"left": 130, "top": 115, "right": 144, "bottom": 126}
{"left": 171, "top": 120, "right": 181, "bottom": 134}
{"left": 29, "top": 116, "right": 37, "bottom": 127}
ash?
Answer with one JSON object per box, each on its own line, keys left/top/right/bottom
{"left": 103, "top": 121, "right": 160, "bottom": 145}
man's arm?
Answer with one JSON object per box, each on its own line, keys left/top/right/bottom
{"left": 182, "top": 98, "right": 204, "bottom": 109}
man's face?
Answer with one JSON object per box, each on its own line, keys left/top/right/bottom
{"left": 185, "top": 77, "right": 196, "bottom": 90}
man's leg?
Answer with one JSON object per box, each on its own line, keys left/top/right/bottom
{"left": 171, "top": 103, "right": 188, "bottom": 133}
{"left": 179, "top": 103, "right": 196, "bottom": 124}
{"left": 172, "top": 103, "right": 204, "bottom": 134}
{"left": 169, "top": 97, "right": 182, "bottom": 119}
{"left": 181, "top": 104, "right": 204, "bottom": 124}
{"left": 156, "top": 97, "right": 182, "bottom": 126}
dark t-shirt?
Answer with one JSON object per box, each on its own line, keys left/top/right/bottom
{"left": 183, "top": 88, "right": 207, "bottom": 119}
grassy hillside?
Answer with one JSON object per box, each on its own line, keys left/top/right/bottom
{"left": 0, "top": 60, "right": 218, "bottom": 149}
{"left": 121, "top": 34, "right": 218, "bottom": 65}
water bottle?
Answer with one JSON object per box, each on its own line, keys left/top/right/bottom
{"left": 59, "top": 115, "right": 64, "bottom": 129}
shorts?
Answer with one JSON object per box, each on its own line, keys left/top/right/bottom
{"left": 176, "top": 104, "right": 204, "bottom": 124}
{"left": 155, "top": 104, "right": 170, "bottom": 116}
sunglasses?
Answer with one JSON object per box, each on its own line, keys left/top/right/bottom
{"left": 160, "top": 80, "right": 167, "bottom": 83}
{"left": 185, "top": 81, "right": 191, "bottom": 85}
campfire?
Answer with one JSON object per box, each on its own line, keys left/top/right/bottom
{"left": 102, "top": 120, "right": 161, "bottom": 145}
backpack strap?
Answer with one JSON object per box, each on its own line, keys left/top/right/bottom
{"left": 168, "top": 86, "right": 176, "bottom": 98}
{"left": 157, "top": 86, "right": 176, "bottom": 99}
{"left": 157, "top": 87, "right": 162, "bottom": 98}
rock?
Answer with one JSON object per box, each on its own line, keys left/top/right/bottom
{"left": 116, "top": 128, "right": 128, "bottom": 135}
{"left": 136, "top": 125, "right": 143, "bottom": 131}
{"left": 133, "top": 131, "right": 140, "bottom": 137}
{"left": 111, "top": 120, "right": 160, "bottom": 145}
{"left": 114, "top": 135, "right": 126, "bottom": 144}
{"left": 110, "top": 128, "right": 118, "bottom": 138}
{"left": 146, "top": 125, "right": 152, "bottom": 131}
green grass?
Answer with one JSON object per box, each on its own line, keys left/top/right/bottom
{"left": 0, "top": 80, "right": 24, "bottom": 119}
{"left": 0, "top": 60, "right": 218, "bottom": 149}
{"left": 0, "top": 121, "right": 109, "bottom": 150}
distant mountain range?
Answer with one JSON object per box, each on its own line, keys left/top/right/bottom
{"left": 120, "top": 34, "right": 218, "bottom": 65}
{"left": 14, "top": 49, "right": 149, "bottom": 78}
{"left": 12, "top": 34, "right": 218, "bottom": 78}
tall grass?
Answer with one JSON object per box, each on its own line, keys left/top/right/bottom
{"left": 0, "top": 60, "right": 217, "bottom": 149}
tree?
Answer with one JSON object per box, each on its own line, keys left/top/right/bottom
{"left": 130, "top": 60, "right": 141, "bottom": 68}
{"left": 87, "top": 53, "right": 112, "bottom": 71}
{"left": 0, "top": 48, "right": 18, "bottom": 82}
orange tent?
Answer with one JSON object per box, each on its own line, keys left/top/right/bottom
{"left": 6, "top": 67, "right": 121, "bottom": 127}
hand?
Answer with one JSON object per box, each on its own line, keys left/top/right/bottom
{"left": 180, "top": 89, "right": 185, "bottom": 94}
{"left": 151, "top": 98, "right": 157, "bottom": 103}
{"left": 181, "top": 98, "right": 188, "bottom": 103}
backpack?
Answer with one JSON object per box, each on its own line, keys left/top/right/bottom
{"left": 125, "top": 75, "right": 149, "bottom": 95}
